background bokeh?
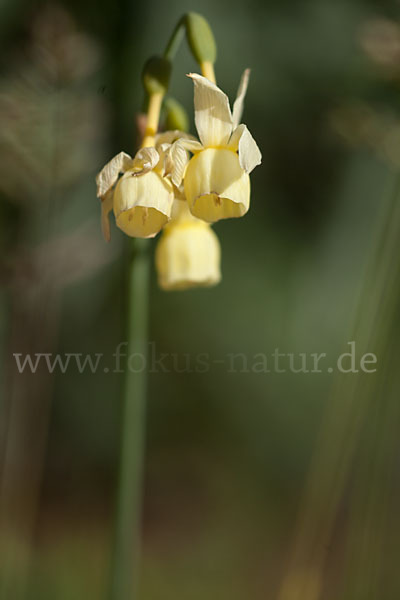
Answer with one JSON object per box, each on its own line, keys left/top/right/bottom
{"left": 1, "top": 0, "right": 400, "bottom": 598}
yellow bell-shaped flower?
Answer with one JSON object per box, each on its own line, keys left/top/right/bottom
{"left": 155, "top": 200, "right": 221, "bottom": 290}
{"left": 96, "top": 145, "right": 174, "bottom": 240}
{"left": 184, "top": 147, "right": 250, "bottom": 222}
{"left": 167, "top": 70, "right": 262, "bottom": 223}
{"left": 113, "top": 169, "right": 173, "bottom": 238}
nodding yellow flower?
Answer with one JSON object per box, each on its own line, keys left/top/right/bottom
{"left": 168, "top": 69, "right": 262, "bottom": 223}
{"left": 96, "top": 131, "right": 195, "bottom": 241}
{"left": 114, "top": 169, "right": 173, "bottom": 239}
{"left": 96, "top": 146, "right": 173, "bottom": 240}
{"left": 155, "top": 199, "right": 221, "bottom": 291}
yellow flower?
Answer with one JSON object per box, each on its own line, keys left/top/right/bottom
{"left": 169, "top": 70, "right": 262, "bottom": 223}
{"left": 96, "top": 147, "right": 173, "bottom": 240}
{"left": 96, "top": 131, "right": 193, "bottom": 241}
{"left": 155, "top": 199, "right": 221, "bottom": 291}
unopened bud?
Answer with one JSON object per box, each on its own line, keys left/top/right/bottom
{"left": 185, "top": 13, "right": 217, "bottom": 65}
{"left": 142, "top": 55, "right": 172, "bottom": 95}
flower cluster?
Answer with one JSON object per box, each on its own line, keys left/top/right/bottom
{"left": 96, "top": 70, "right": 261, "bottom": 291}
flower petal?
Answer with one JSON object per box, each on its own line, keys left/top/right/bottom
{"left": 180, "top": 138, "right": 204, "bottom": 153}
{"left": 169, "top": 196, "right": 198, "bottom": 224}
{"left": 100, "top": 188, "right": 114, "bottom": 242}
{"left": 172, "top": 184, "right": 186, "bottom": 202}
{"left": 184, "top": 148, "right": 250, "bottom": 222}
{"left": 155, "top": 132, "right": 200, "bottom": 181}
{"left": 114, "top": 170, "right": 174, "bottom": 239}
{"left": 155, "top": 130, "right": 197, "bottom": 146}
{"left": 229, "top": 124, "right": 262, "bottom": 173}
{"left": 96, "top": 151, "right": 133, "bottom": 198}
{"left": 155, "top": 218, "right": 221, "bottom": 291}
{"left": 187, "top": 73, "right": 233, "bottom": 147}
{"left": 165, "top": 138, "right": 203, "bottom": 187}
{"left": 232, "top": 69, "right": 250, "bottom": 129}
{"left": 131, "top": 147, "right": 160, "bottom": 175}
{"left": 165, "top": 141, "right": 189, "bottom": 187}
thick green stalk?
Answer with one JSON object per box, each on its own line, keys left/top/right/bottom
{"left": 109, "top": 238, "right": 150, "bottom": 600}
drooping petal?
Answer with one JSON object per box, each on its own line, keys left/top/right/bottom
{"left": 187, "top": 73, "right": 233, "bottom": 147}
{"left": 154, "top": 142, "right": 173, "bottom": 178}
{"left": 180, "top": 138, "right": 204, "bottom": 153}
{"left": 165, "top": 141, "right": 189, "bottom": 187}
{"left": 229, "top": 124, "right": 262, "bottom": 173}
{"left": 155, "top": 130, "right": 184, "bottom": 146}
{"left": 165, "top": 138, "right": 203, "bottom": 187}
{"left": 100, "top": 188, "right": 114, "bottom": 242}
{"left": 155, "top": 130, "right": 197, "bottom": 146}
{"left": 96, "top": 151, "right": 133, "bottom": 198}
{"left": 155, "top": 132, "right": 200, "bottom": 181}
{"left": 232, "top": 69, "right": 250, "bottom": 129}
{"left": 131, "top": 146, "right": 160, "bottom": 175}
{"left": 181, "top": 138, "right": 204, "bottom": 153}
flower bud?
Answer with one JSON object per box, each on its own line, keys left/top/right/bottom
{"left": 184, "top": 148, "right": 250, "bottom": 222}
{"left": 142, "top": 55, "right": 172, "bottom": 95}
{"left": 113, "top": 170, "right": 173, "bottom": 238}
{"left": 185, "top": 13, "right": 217, "bottom": 64}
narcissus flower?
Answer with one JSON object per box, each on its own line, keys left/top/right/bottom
{"left": 96, "top": 131, "right": 193, "bottom": 241}
{"left": 169, "top": 70, "right": 262, "bottom": 223}
{"left": 155, "top": 199, "right": 221, "bottom": 290}
{"left": 96, "top": 146, "right": 173, "bottom": 240}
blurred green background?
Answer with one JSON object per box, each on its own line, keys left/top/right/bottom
{"left": 1, "top": 0, "right": 400, "bottom": 598}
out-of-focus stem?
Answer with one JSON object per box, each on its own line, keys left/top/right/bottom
{"left": 164, "top": 16, "right": 185, "bottom": 61}
{"left": 108, "top": 238, "right": 150, "bottom": 600}
{"left": 109, "top": 63, "right": 162, "bottom": 600}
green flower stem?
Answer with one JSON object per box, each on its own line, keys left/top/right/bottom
{"left": 163, "top": 16, "right": 186, "bottom": 61}
{"left": 109, "top": 238, "right": 150, "bottom": 600}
